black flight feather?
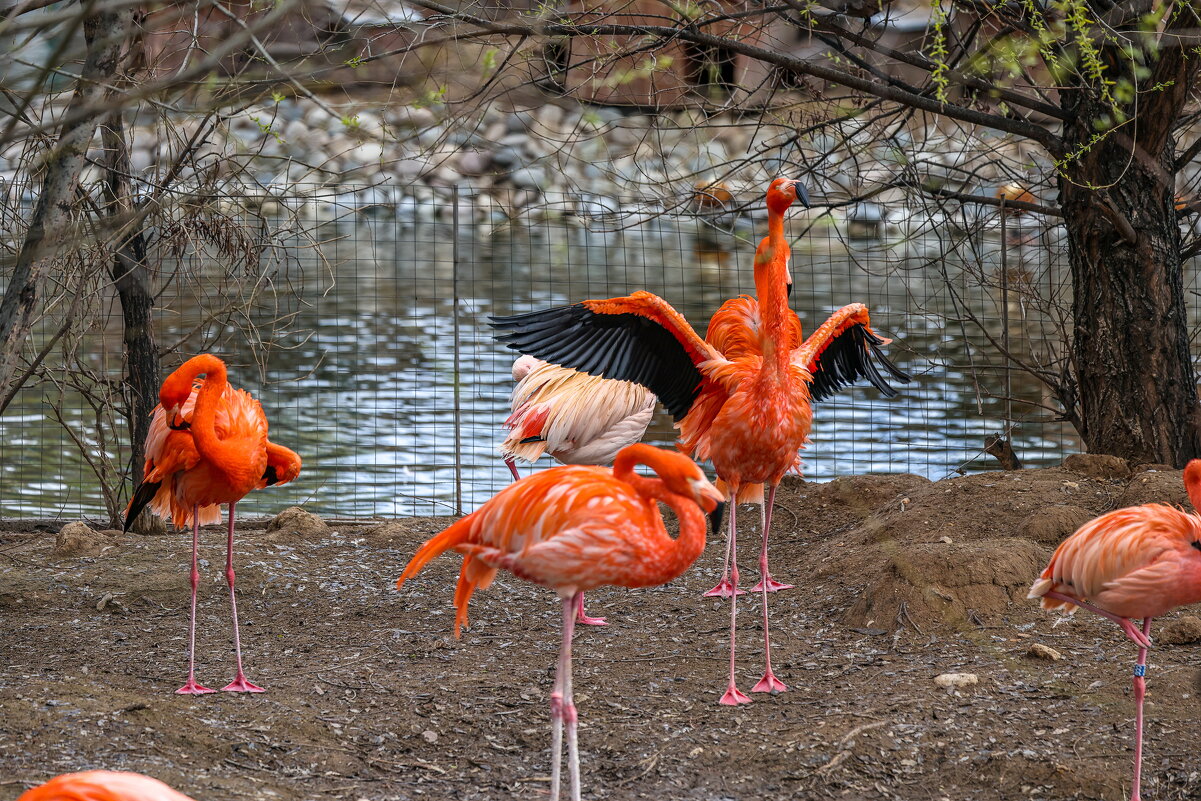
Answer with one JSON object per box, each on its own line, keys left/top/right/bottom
{"left": 491, "top": 304, "right": 704, "bottom": 420}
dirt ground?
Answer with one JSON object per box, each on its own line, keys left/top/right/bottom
{"left": 3, "top": 455, "right": 1201, "bottom": 800}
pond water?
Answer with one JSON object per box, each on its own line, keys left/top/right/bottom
{"left": 0, "top": 195, "right": 1080, "bottom": 521}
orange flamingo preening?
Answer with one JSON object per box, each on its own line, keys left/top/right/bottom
{"left": 500, "top": 354, "right": 657, "bottom": 625}
{"left": 124, "top": 354, "right": 301, "bottom": 695}
{"left": 1029, "top": 460, "right": 1201, "bottom": 801}
{"left": 16, "top": 770, "right": 196, "bottom": 801}
{"left": 492, "top": 178, "right": 909, "bottom": 704}
{"left": 397, "top": 443, "right": 723, "bottom": 801}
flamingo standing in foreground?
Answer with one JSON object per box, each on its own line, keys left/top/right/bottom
{"left": 492, "top": 178, "right": 909, "bottom": 704}
{"left": 397, "top": 443, "right": 723, "bottom": 801}
{"left": 124, "top": 354, "right": 301, "bottom": 695}
{"left": 16, "top": 770, "right": 196, "bottom": 801}
{"left": 1029, "top": 460, "right": 1201, "bottom": 801}
{"left": 500, "top": 354, "right": 657, "bottom": 625}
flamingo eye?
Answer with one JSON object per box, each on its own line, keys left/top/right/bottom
{"left": 1192, "top": 540, "right": 1201, "bottom": 551}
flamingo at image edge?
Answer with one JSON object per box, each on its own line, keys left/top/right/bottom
{"left": 16, "top": 770, "right": 196, "bottom": 801}
{"left": 124, "top": 353, "right": 301, "bottom": 694}
{"left": 500, "top": 353, "right": 657, "bottom": 625}
{"left": 397, "top": 443, "right": 724, "bottom": 801}
{"left": 492, "top": 177, "right": 909, "bottom": 704}
{"left": 1029, "top": 459, "right": 1201, "bottom": 801}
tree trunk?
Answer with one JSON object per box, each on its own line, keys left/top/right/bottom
{"left": 101, "top": 112, "right": 162, "bottom": 532}
{"left": 0, "top": 6, "right": 131, "bottom": 405}
{"left": 1058, "top": 33, "right": 1201, "bottom": 467}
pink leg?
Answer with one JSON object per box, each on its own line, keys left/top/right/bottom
{"left": 177, "top": 507, "right": 215, "bottom": 695}
{"left": 575, "top": 592, "right": 607, "bottom": 626}
{"left": 752, "top": 486, "right": 788, "bottom": 694}
{"left": 550, "top": 594, "right": 581, "bottom": 801}
{"left": 1129, "top": 617, "right": 1151, "bottom": 801}
{"left": 505, "top": 457, "right": 521, "bottom": 482}
{"left": 1044, "top": 591, "right": 1153, "bottom": 648}
{"left": 220, "top": 503, "right": 264, "bottom": 693}
{"left": 749, "top": 488, "right": 793, "bottom": 593}
{"left": 704, "top": 502, "right": 745, "bottom": 598}
{"left": 720, "top": 501, "right": 751, "bottom": 706}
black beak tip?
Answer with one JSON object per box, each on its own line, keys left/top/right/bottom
{"left": 793, "top": 182, "right": 811, "bottom": 208}
{"left": 708, "top": 501, "right": 727, "bottom": 533}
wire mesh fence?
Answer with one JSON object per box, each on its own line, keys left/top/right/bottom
{"left": 1, "top": 181, "right": 1087, "bottom": 521}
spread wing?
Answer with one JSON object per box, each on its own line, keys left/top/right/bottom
{"left": 792, "top": 303, "right": 910, "bottom": 402}
{"left": 491, "top": 290, "right": 725, "bottom": 421}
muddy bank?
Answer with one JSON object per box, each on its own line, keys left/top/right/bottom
{"left": 2, "top": 457, "right": 1200, "bottom": 800}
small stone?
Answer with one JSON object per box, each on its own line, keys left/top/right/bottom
{"left": 1024, "top": 643, "right": 1062, "bottom": 661}
{"left": 1159, "top": 615, "right": 1201, "bottom": 645}
{"left": 933, "top": 672, "right": 978, "bottom": 689}
{"left": 422, "top": 729, "right": 438, "bottom": 743}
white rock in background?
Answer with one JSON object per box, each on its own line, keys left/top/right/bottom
{"left": 933, "top": 672, "right": 978, "bottom": 690}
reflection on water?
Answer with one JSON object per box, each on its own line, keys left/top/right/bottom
{"left": 0, "top": 193, "right": 1081, "bottom": 520}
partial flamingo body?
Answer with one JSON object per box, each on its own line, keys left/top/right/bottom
{"left": 397, "top": 443, "right": 723, "bottom": 801}
{"left": 17, "top": 770, "right": 196, "bottom": 801}
{"left": 500, "top": 354, "right": 656, "bottom": 624}
{"left": 124, "top": 354, "right": 301, "bottom": 695}
{"left": 1029, "top": 459, "right": 1201, "bottom": 801}
{"left": 492, "top": 178, "right": 909, "bottom": 703}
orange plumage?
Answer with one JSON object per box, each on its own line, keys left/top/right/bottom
{"left": 17, "top": 771, "right": 195, "bottom": 801}
{"left": 124, "top": 353, "right": 301, "bottom": 695}
{"left": 398, "top": 443, "right": 723, "bottom": 801}
{"left": 399, "top": 443, "right": 722, "bottom": 636}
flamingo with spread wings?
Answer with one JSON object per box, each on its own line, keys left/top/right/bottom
{"left": 492, "top": 177, "right": 909, "bottom": 704}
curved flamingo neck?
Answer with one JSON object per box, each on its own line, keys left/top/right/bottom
{"left": 613, "top": 445, "right": 708, "bottom": 575}
{"left": 178, "top": 355, "right": 238, "bottom": 471}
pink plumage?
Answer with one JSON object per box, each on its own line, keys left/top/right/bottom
{"left": 17, "top": 771, "right": 195, "bottom": 801}
{"left": 500, "top": 355, "right": 655, "bottom": 468}
{"left": 1029, "top": 459, "right": 1201, "bottom": 801}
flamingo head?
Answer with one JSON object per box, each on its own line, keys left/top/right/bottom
{"left": 660, "top": 451, "right": 725, "bottom": 514}
{"left": 766, "top": 178, "right": 810, "bottom": 216}
{"left": 158, "top": 372, "right": 195, "bottom": 431}
{"left": 511, "top": 354, "right": 544, "bottom": 382}
{"left": 1185, "top": 459, "right": 1201, "bottom": 513}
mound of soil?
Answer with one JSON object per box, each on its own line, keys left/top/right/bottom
{"left": 51, "top": 522, "right": 120, "bottom": 559}
{"left": 840, "top": 537, "right": 1046, "bottom": 631}
{"left": 262, "top": 506, "right": 330, "bottom": 542}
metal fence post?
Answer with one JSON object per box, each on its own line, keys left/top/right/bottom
{"left": 452, "top": 185, "right": 464, "bottom": 515}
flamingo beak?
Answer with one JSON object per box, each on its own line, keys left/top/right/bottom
{"left": 167, "top": 405, "right": 190, "bottom": 431}
{"left": 690, "top": 476, "right": 725, "bottom": 513}
{"left": 790, "top": 181, "right": 810, "bottom": 207}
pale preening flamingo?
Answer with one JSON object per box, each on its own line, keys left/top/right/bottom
{"left": 397, "top": 443, "right": 724, "bottom": 801}
{"left": 1029, "top": 460, "right": 1201, "bottom": 801}
{"left": 500, "top": 354, "right": 657, "bottom": 625}
{"left": 124, "top": 353, "right": 301, "bottom": 695}
{"left": 16, "top": 770, "right": 196, "bottom": 801}
{"left": 492, "top": 177, "right": 909, "bottom": 704}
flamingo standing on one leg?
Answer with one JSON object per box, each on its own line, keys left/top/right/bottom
{"left": 491, "top": 178, "right": 909, "bottom": 704}
{"left": 17, "top": 770, "right": 196, "bottom": 801}
{"left": 1029, "top": 459, "right": 1201, "bottom": 801}
{"left": 500, "top": 354, "right": 657, "bottom": 625}
{"left": 397, "top": 443, "right": 723, "bottom": 801}
{"left": 123, "top": 353, "right": 301, "bottom": 695}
